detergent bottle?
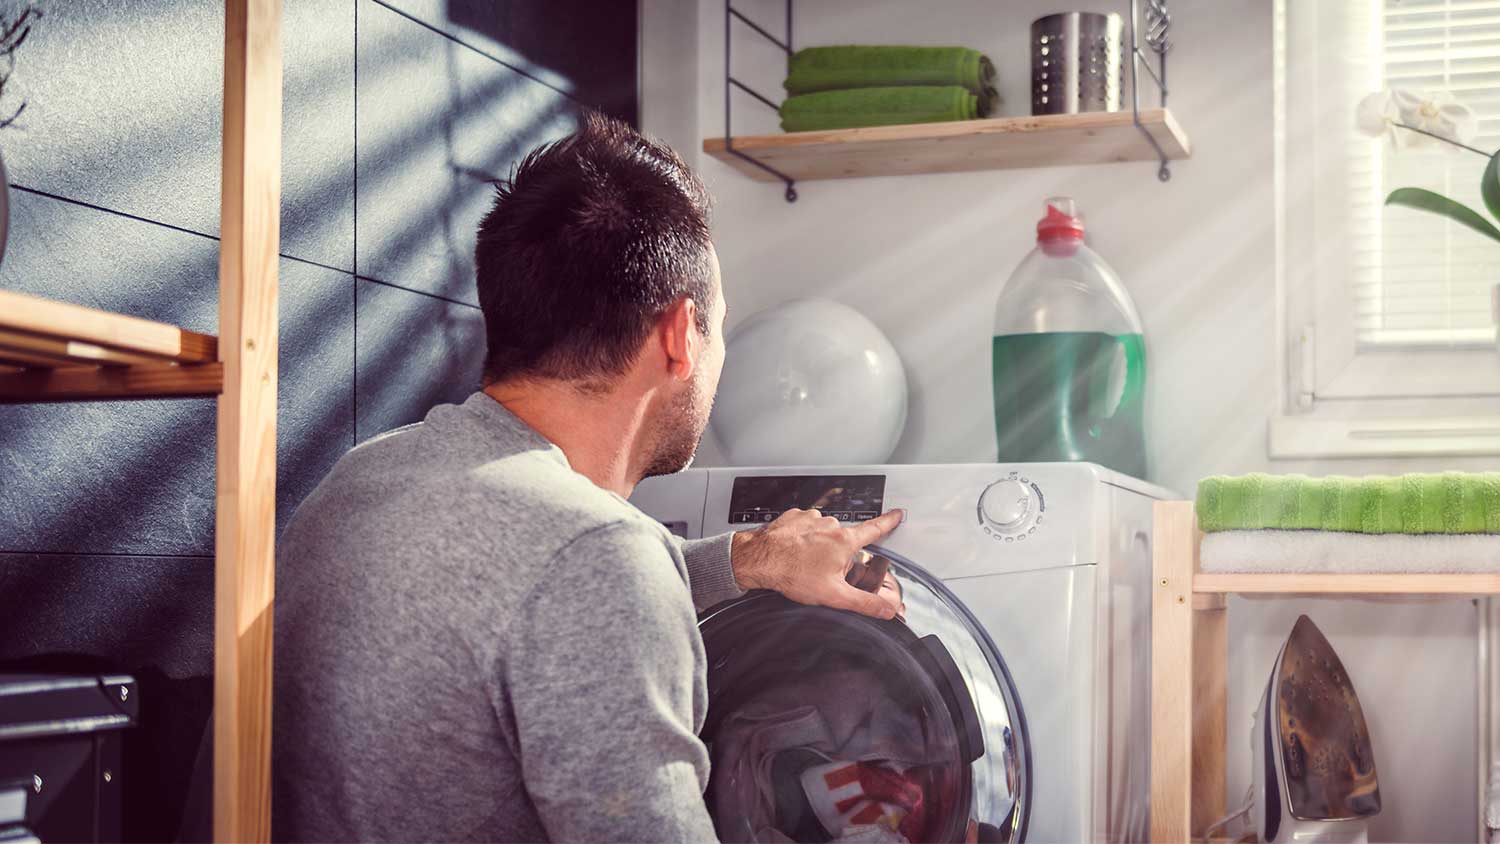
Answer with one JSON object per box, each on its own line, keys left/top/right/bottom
{"left": 992, "top": 197, "right": 1148, "bottom": 478}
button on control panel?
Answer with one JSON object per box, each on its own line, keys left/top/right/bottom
{"left": 977, "top": 471, "right": 1047, "bottom": 541}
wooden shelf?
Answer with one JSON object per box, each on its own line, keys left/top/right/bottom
{"left": 704, "top": 108, "right": 1190, "bottom": 182}
{"left": 0, "top": 289, "right": 221, "bottom": 401}
{"left": 1195, "top": 572, "right": 1500, "bottom": 595}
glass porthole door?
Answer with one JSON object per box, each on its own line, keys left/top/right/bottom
{"left": 698, "top": 553, "right": 1031, "bottom": 843}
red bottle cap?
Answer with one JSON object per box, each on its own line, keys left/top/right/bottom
{"left": 1036, "top": 198, "right": 1084, "bottom": 256}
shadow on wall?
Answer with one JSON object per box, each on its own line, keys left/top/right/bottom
{"left": 0, "top": 0, "right": 629, "bottom": 840}
{"left": 444, "top": 0, "right": 637, "bottom": 124}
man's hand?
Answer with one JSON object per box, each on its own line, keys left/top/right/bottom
{"left": 729, "top": 508, "right": 906, "bottom": 620}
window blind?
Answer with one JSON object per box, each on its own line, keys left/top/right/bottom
{"left": 1350, "top": 0, "right": 1500, "bottom": 347}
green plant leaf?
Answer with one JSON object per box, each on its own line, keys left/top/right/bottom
{"left": 1386, "top": 187, "right": 1500, "bottom": 245}
{"left": 1483, "top": 150, "right": 1500, "bottom": 225}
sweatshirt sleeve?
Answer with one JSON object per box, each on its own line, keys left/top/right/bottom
{"left": 503, "top": 521, "right": 718, "bottom": 844}
{"left": 675, "top": 533, "right": 745, "bottom": 613}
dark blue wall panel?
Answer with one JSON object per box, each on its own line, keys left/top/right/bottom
{"left": 0, "top": 0, "right": 629, "bottom": 837}
{"left": 355, "top": 0, "right": 579, "bottom": 305}
{"left": 0, "top": 190, "right": 355, "bottom": 556}
{"left": 5, "top": 0, "right": 357, "bottom": 269}
{"left": 355, "top": 278, "right": 486, "bottom": 442}
{"left": 380, "top": 0, "right": 637, "bottom": 124}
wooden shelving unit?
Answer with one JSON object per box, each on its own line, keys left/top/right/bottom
{"left": 0, "top": 290, "right": 223, "bottom": 401}
{"left": 1149, "top": 501, "right": 1499, "bottom": 843}
{"left": 0, "top": 1, "right": 281, "bottom": 841}
{"left": 704, "top": 108, "right": 1192, "bottom": 183}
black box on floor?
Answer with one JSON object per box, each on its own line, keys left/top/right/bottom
{"left": 0, "top": 674, "right": 138, "bottom": 843}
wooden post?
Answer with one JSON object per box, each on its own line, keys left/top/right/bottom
{"left": 1192, "top": 591, "right": 1227, "bottom": 837}
{"left": 1150, "top": 502, "right": 1227, "bottom": 842}
{"left": 214, "top": 0, "right": 281, "bottom": 841}
{"left": 1150, "top": 501, "right": 1198, "bottom": 842}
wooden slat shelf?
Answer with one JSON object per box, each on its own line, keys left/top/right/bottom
{"left": 0, "top": 362, "right": 224, "bottom": 402}
{"left": 1195, "top": 572, "right": 1500, "bottom": 595}
{"left": 704, "top": 108, "right": 1191, "bottom": 182}
{"left": 0, "top": 289, "right": 218, "bottom": 362}
{"left": 0, "top": 289, "right": 222, "bottom": 401}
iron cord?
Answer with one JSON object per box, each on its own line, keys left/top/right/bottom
{"left": 1203, "top": 786, "right": 1255, "bottom": 844}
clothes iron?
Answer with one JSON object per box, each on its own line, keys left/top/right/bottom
{"left": 1248, "top": 615, "right": 1380, "bottom": 843}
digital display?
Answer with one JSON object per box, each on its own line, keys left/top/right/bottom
{"left": 728, "top": 475, "right": 886, "bottom": 525}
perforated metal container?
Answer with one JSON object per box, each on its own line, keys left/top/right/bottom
{"left": 1031, "top": 12, "right": 1123, "bottom": 115}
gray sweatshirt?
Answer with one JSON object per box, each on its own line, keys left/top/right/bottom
{"left": 272, "top": 391, "right": 742, "bottom": 843}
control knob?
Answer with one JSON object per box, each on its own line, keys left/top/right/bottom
{"left": 979, "top": 479, "right": 1034, "bottom": 532}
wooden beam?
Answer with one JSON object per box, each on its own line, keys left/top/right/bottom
{"left": 1195, "top": 572, "right": 1500, "bottom": 595}
{"left": 0, "top": 363, "right": 223, "bottom": 402}
{"left": 1191, "top": 596, "right": 1227, "bottom": 838}
{"left": 1151, "top": 501, "right": 1197, "bottom": 843}
{"left": 0, "top": 289, "right": 218, "bottom": 363}
{"left": 213, "top": 0, "right": 280, "bottom": 841}
{"left": 703, "top": 108, "right": 1191, "bottom": 182}
{"left": 0, "top": 348, "right": 68, "bottom": 369}
{"left": 0, "top": 327, "right": 167, "bottom": 367}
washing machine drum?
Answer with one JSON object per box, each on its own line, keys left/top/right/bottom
{"left": 698, "top": 556, "right": 1031, "bottom": 844}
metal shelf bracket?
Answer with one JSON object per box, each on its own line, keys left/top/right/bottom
{"left": 725, "top": 0, "right": 797, "bottom": 202}
{"left": 1128, "top": 0, "right": 1173, "bottom": 181}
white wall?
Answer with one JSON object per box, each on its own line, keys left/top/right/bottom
{"left": 642, "top": 0, "right": 1488, "bottom": 840}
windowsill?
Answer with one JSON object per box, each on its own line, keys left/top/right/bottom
{"left": 1269, "top": 414, "right": 1500, "bottom": 458}
{"left": 1315, "top": 349, "right": 1500, "bottom": 400}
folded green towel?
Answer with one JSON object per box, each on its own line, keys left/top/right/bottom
{"left": 785, "top": 46, "right": 997, "bottom": 96}
{"left": 779, "top": 85, "right": 990, "bottom": 133}
{"left": 1196, "top": 473, "right": 1500, "bottom": 534}
{"left": 977, "top": 85, "right": 1000, "bottom": 118}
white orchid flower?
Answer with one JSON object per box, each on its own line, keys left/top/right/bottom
{"left": 1357, "top": 88, "right": 1478, "bottom": 150}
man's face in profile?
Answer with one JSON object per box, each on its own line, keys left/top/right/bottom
{"left": 879, "top": 569, "right": 906, "bottom": 621}
{"left": 644, "top": 245, "right": 726, "bottom": 479}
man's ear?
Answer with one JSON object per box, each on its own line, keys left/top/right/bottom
{"left": 658, "top": 297, "right": 701, "bottom": 382}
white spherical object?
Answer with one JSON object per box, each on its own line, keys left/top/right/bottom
{"left": 711, "top": 298, "right": 908, "bottom": 466}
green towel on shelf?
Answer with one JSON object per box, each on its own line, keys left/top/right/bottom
{"left": 785, "top": 45, "right": 997, "bottom": 96}
{"left": 1196, "top": 473, "right": 1500, "bottom": 534}
{"left": 779, "top": 85, "right": 990, "bottom": 133}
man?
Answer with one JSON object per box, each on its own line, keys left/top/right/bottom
{"left": 272, "top": 114, "right": 904, "bottom": 843}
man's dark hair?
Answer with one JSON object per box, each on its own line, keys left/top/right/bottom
{"left": 473, "top": 113, "right": 714, "bottom": 386}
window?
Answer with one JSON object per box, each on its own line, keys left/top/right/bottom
{"left": 1273, "top": 0, "right": 1500, "bottom": 457}
{"left": 1352, "top": 0, "right": 1500, "bottom": 347}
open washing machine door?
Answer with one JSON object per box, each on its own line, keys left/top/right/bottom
{"left": 699, "top": 552, "right": 1031, "bottom": 844}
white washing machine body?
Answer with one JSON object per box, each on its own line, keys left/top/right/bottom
{"left": 632, "top": 462, "right": 1173, "bottom": 844}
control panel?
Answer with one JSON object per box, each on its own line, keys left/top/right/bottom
{"left": 977, "top": 470, "right": 1046, "bottom": 542}
{"left": 727, "top": 474, "right": 886, "bottom": 525}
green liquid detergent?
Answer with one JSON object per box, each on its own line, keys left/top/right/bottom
{"left": 992, "top": 198, "right": 1150, "bottom": 479}
{"left": 992, "top": 331, "right": 1147, "bottom": 479}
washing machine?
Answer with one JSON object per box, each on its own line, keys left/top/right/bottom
{"left": 631, "top": 462, "right": 1172, "bottom": 844}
